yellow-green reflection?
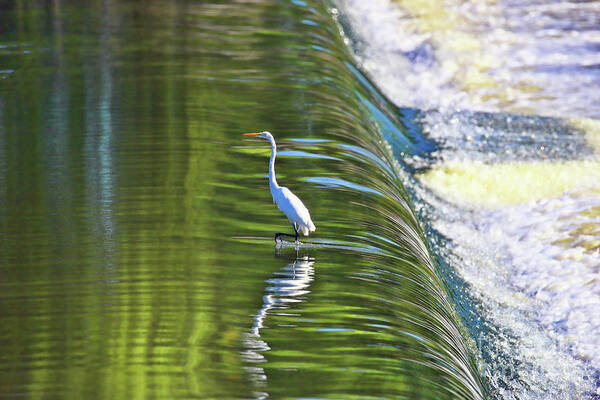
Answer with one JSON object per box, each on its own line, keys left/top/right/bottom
{"left": 0, "top": 1, "right": 486, "bottom": 399}
{"left": 419, "top": 160, "right": 600, "bottom": 208}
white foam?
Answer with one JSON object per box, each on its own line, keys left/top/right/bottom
{"left": 414, "top": 180, "right": 600, "bottom": 398}
{"left": 333, "top": 0, "right": 469, "bottom": 111}
{"left": 334, "top": 0, "right": 600, "bottom": 118}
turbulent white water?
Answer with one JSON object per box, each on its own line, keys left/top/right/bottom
{"left": 333, "top": 0, "right": 600, "bottom": 119}
{"left": 333, "top": 0, "right": 600, "bottom": 398}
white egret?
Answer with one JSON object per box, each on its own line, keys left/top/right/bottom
{"left": 243, "top": 131, "right": 316, "bottom": 243}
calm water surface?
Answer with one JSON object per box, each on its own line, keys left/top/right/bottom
{"left": 0, "top": 1, "right": 485, "bottom": 399}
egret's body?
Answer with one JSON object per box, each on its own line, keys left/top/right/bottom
{"left": 244, "top": 131, "right": 316, "bottom": 242}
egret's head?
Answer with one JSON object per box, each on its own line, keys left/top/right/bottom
{"left": 243, "top": 131, "right": 273, "bottom": 140}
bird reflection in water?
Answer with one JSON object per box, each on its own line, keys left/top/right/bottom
{"left": 242, "top": 254, "right": 316, "bottom": 397}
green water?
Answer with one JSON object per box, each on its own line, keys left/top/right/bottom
{"left": 0, "top": 1, "right": 486, "bottom": 399}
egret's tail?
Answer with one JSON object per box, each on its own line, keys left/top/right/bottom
{"left": 300, "top": 221, "right": 316, "bottom": 236}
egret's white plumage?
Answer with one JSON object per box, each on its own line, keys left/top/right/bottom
{"left": 275, "top": 187, "right": 315, "bottom": 236}
{"left": 244, "top": 131, "right": 316, "bottom": 241}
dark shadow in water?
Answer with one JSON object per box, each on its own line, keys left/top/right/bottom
{"left": 242, "top": 254, "right": 316, "bottom": 399}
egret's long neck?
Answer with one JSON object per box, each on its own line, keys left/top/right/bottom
{"left": 268, "top": 137, "right": 279, "bottom": 189}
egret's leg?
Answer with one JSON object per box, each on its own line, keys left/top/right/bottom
{"left": 293, "top": 223, "right": 299, "bottom": 244}
{"left": 273, "top": 223, "right": 300, "bottom": 243}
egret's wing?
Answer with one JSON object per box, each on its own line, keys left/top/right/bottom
{"left": 277, "top": 187, "right": 315, "bottom": 232}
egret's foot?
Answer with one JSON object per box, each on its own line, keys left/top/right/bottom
{"left": 274, "top": 232, "right": 296, "bottom": 243}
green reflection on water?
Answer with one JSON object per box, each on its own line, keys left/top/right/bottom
{"left": 0, "top": 1, "right": 486, "bottom": 399}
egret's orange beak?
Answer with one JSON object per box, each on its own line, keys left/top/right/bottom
{"left": 243, "top": 133, "right": 261, "bottom": 136}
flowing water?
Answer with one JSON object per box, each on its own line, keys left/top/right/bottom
{"left": 0, "top": 1, "right": 487, "bottom": 399}
{"left": 335, "top": 0, "right": 600, "bottom": 398}
{"left": 3, "top": 0, "right": 599, "bottom": 399}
